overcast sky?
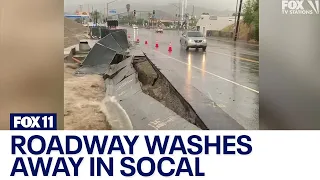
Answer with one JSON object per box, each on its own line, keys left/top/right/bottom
{"left": 64, "top": 0, "right": 242, "bottom": 12}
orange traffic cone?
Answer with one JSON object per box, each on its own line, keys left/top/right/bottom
{"left": 155, "top": 41, "right": 159, "bottom": 48}
{"left": 145, "top": 40, "right": 148, "bottom": 45}
{"left": 128, "top": 34, "right": 130, "bottom": 38}
{"left": 168, "top": 42, "right": 172, "bottom": 52}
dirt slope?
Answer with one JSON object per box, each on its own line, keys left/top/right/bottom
{"left": 222, "top": 21, "right": 251, "bottom": 40}
{"left": 64, "top": 18, "right": 89, "bottom": 47}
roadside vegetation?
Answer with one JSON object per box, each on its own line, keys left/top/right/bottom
{"left": 222, "top": 0, "right": 259, "bottom": 42}
{"left": 243, "top": 0, "right": 259, "bottom": 41}
{"left": 222, "top": 21, "right": 251, "bottom": 40}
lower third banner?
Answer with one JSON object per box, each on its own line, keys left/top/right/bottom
{"left": 0, "top": 131, "right": 319, "bottom": 180}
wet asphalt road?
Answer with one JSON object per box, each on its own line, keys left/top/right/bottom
{"left": 126, "top": 27, "right": 259, "bottom": 130}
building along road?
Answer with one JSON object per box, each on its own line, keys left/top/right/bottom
{"left": 126, "top": 27, "right": 259, "bottom": 130}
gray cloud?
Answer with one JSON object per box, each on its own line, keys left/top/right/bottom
{"left": 64, "top": 0, "right": 244, "bottom": 12}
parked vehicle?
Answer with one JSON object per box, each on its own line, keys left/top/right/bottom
{"left": 155, "top": 28, "right": 163, "bottom": 33}
{"left": 132, "top": 24, "right": 138, "bottom": 29}
{"left": 180, "top": 31, "right": 207, "bottom": 51}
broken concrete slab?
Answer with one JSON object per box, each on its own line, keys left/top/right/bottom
{"left": 104, "top": 56, "right": 133, "bottom": 79}
{"left": 111, "top": 73, "right": 137, "bottom": 92}
{"left": 101, "top": 54, "right": 200, "bottom": 130}
{"left": 95, "top": 29, "right": 129, "bottom": 50}
{"left": 97, "top": 34, "right": 123, "bottom": 53}
{"left": 75, "top": 64, "right": 110, "bottom": 75}
{"left": 116, "top": 82, "right": 142, "bottom": 101}
{"left": 110, "top": 30, "right": 129, "bottom": 50}
{"left": 110, "top": 64, "right": 136, "bottom": 85}
{"left": 77, "top": 47, "right": 129, "bottom": 75}
{"left": 134, "top": 60, "right": 158, "bottom": 86}
{"left": 82, "top": 43, "right": 117, "bottom": 66}
{"left": 80, "top": 45, "right": 110, "bottom": 66}
{"left": 118, "top": 90, "right": 199, "bottom": 130}
{"left": 130, "top": 48, "right": 145, "bottom": 56}
{"left": 110, "top": 53, "right": 129, "bottom": 65}
{"left": 101, "top": 86, "right": 199, "bottom": 130}
{"left": 106, "top": 73, "right": 142, "bottom": 101}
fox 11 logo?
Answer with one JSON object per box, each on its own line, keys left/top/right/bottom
{"left": 10, "top": 113, "right": 57, "bottom": 130}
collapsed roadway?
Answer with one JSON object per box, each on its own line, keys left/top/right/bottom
{"left": 65, "top": 28, "right": 244, "bottom": 130}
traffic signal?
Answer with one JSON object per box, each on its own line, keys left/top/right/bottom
{"left": 134, "top": 10, "right": 136, "bottom": 16}
{"left": 153, "top": 10, "right": 155, "bottom": 15}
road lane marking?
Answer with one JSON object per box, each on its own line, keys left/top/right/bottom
{"left": 206, "top": 50, "right": 259, "bottom": 63}
{"left": 207, "top": 92, "right": 214, "bottom": 100}
{"left": 207, "top": 37, "right": 260, "bottom": 47}
{"left": 153, "top": 50, "right": 259, "bottom": 94}
{"left": 213, "top": 103, "right": 226, "bottom": 108}
{"left": 207, "top": 43, "right": 259, "bottom": 54}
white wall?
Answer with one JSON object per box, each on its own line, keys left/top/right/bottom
{"left": 196, "top": 15, "right": 243, "bottom": 35}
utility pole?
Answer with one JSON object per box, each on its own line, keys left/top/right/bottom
{"left": 184, "top": 0, "right": 189, "bottom": 29}
{"left": 234, "top": 0, "right": 243, "bottom": 41}
{"left": 181, "top": 0, "right": 184, "bottom": 24}
{"left": 79, "top": 5, "right": 83, "bottom": 24}
{"left": 178, "top": 0, "right": 181, "bottom": 28}
{"left": 191, "top": 5, "right": 195, "bottom": 27}
{"left": 106, "top": 3, "right": 108, "bottom": 20}
{"left": 172, "top": 2, "right": 181, "bottom": 28}
{"left": 181, "top": 0, "right": 188, "bottom": 29}
{"left": 192, "top": 5, "right": 194, "bottom": 17}
{"left": 100, "top": 10, "right": 103, "bottom": 23}
{"left": 234, "top": 0, "right": 239, "bottom": 35}
{"left": 104, "top": 4, "right": 106, "bottom": 20}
